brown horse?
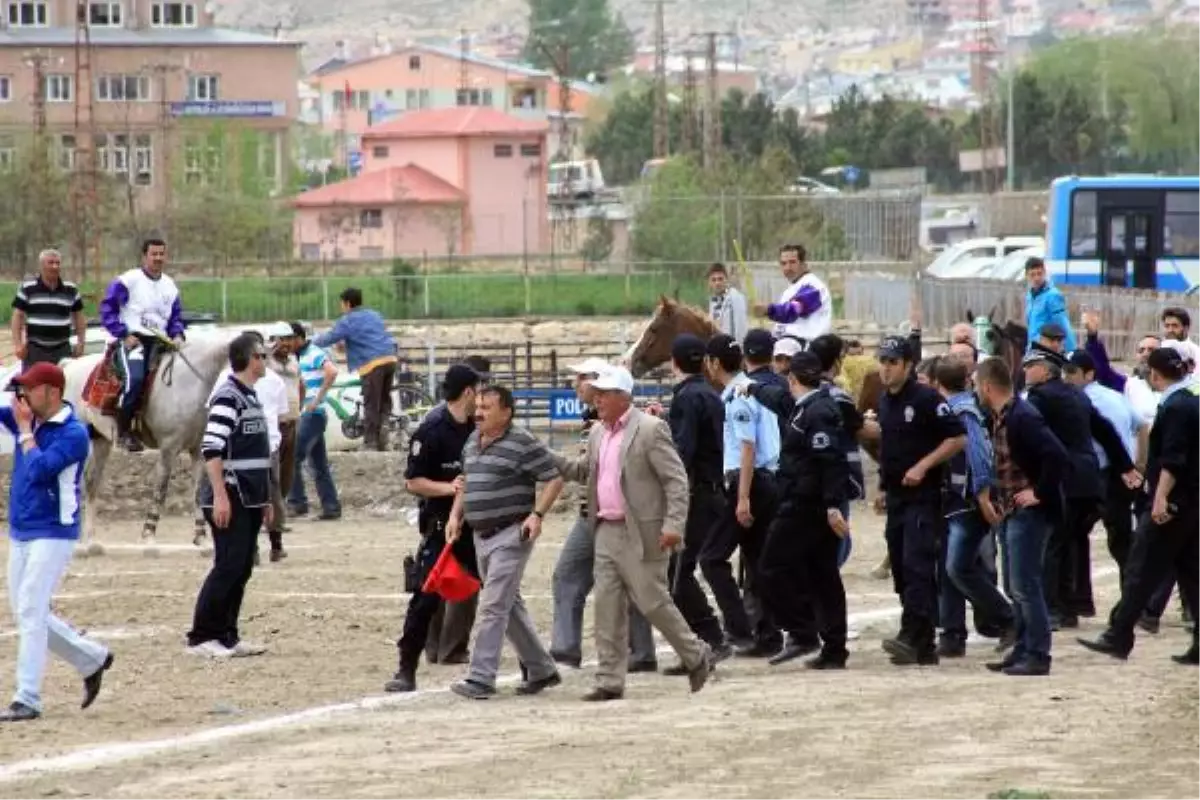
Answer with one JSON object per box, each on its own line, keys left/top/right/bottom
{"left": 625, "top": 295, "right": 719, "bottom": 378}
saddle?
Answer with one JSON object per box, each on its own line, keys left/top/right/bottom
{"left": 82, "top": 342, "right": 163, "bottom": 423}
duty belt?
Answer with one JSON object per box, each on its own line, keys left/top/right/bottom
{"left": 723, "top": 467, "right": 776, "bottom": 489}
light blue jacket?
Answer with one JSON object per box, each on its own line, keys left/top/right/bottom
{"left": 1025, "top": 279, "right": 1076, "bottom": 352}
{"left": 312, "top": 307, "right": 397, "bottom": 373}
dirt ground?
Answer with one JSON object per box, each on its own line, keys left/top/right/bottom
{"left": 0, "top": 505, "right": 1195, "bottom": 799}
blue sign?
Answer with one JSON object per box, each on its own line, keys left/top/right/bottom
{"left": 549, "top": 390, "right": 585, "bottom": 420}
{"left": 170, "top": 100, "right": 286, "bottom": 118}
{"left": 348, "top": 150, "right": 363, "bottom": 175}
{"left": 844, "top": 165, "right": 861, "bottom": 185}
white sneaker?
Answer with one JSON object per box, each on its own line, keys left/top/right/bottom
{"left": 187, "top": 641, "right": 234, "bottom": 659}
{"left": 230, "top": 641, "right": 267, "bottom": 657}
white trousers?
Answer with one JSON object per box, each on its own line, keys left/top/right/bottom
{"left": 8, "top": 538, "right": 108, "bottom": 712}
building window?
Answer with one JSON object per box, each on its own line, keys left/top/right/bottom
{"left": 1068, "top": 190, "right": 1097, "bottom": 258}
{"left": 97, "top": 74, "right": 150, "bottom": 101}
{"left": 519, "top": 143, "right": 541, "bottom": 157}
{"left": 45, "top": 74, "right": 72, "bottom": 102}
{"left": 183, "top": 137, "right": 220, "bottom": 184}
{"left": 300, "top": 243, "right": 320, "bottom": 260}
{"left": 404, "top": 88, "right": 417, "bottom": 109}
{"left": 456, "top": 88, "right": 492, "bottom": 107}
{"left": 88, "top": 1, "right": 121, "bottom": 25}
{"left": 332, "top": 89, "right": 370, "bottom": 111}
{"left": 408, "top": 55, "right": 420, "bottom": 70}
{"left": 360, "top": 209, "right": 383, "bottom": 229}
{"left": 110, "top": 133, "right": 129, "bottom": 175}
{"left": 1165, "top": 190, "right": 1199, "bottom": 258}
{"left": 9, "top": 1, "right": 48, "bottom": 25}
{"left": 133, "top": 133, "right": 152, "bottom": 185}
{"left": 0, "top": 76, "right": 10, "bottom": 102}
{"left": 186, "top": 74, "right": 218, "bottom": 101}
{"left": 150, "top": 1, "right": 194, "bottom": 26}
{"left": 418, "top": 89, "right": 429, "bottom": 108}
{"left": 93, "top": 133, "right": 109, "bottom": 171}
{"left": 0, "top": 136, "right": 14, "bottom": 172}
{"left": 493, "top": 143, "right": 513, "bottom": 158}
{"left": 371, "top": 145, "right": 388, "bottom": 158}
{"left": 58, "top": 133, "right": 75, "bottom": 170}
{"left": 512, "top": 87, "right": 538, "bottom": 109}
{"left": 359, "top": 246, "right": 384, "bottom": 259}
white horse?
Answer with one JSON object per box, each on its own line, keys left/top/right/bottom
{"left": 62, "top": 331, "right": 239, "bottom": 557}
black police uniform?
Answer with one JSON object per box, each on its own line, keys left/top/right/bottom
{"left": 188, "top": 376, "right": 272, "bottom": 650}
{"left": 759, "top": 383, "right": 851, "bottom": 667}
{"left": 747, "top": 365, "right": 790, "bottom": 439}
{"left": 1094, "top": 378, "right": 1199, "bottom": 659}
{"left": 392, "top": 403, "right": 479, "bottom": 684}
{"left": 666, "top": 372, "right": 728, "bottom": 650}
{"left": 878, "top": 373, "right": 964, "bottom": 660}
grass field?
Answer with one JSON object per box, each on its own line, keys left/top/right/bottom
{"left": 0, "top": 272, "right": 718, "bottom": 324}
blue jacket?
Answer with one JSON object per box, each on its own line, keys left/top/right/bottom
{"left": 944, "top": 391, "right": 994, "bottom": 517}
{"left": 312, "top": 307, "right": 397, "bottom": 373}
{"left": 1025, "top": 279, "right": 1076, "bottom": 352}
{"left": 0, "top": 403, "right": 91, "bottom": 541}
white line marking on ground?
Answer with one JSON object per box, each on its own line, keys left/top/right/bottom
{"left": 0, "top": 567, "right": 1120, "bottom": 782}
{"left": 0, "top": 626, "right": 167, "bottom": 641}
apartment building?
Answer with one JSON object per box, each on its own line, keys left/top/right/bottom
{"left": 0, "top": 0, "right": 301, "bottom": 208}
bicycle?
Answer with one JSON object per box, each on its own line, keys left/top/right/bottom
{"left": 322, "top": 374, "right": 436, "bottom": 452}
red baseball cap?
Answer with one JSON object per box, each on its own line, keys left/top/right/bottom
{"left": 10, "top": 362, "right": 66, "bottom": 391}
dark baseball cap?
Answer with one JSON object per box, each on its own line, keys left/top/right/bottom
{"left": 461, "top": 355, "right": 491, "bottom": 379}
{"left": 8, "top": 362, "right": 65, "bottom": 392}
{"left": 789, "top": 351, "right": 824, "bottom": 385}
{"left": 1039, "top": 322, "right": 1067, "bottom": 340}
{"left": 743, "top": 328, "right": 775, "bottom": 359}
{"left": 877, "top": 336, "right": 910, "bottom": 361}
{"left": 1066, "top": 350, "right": 1096, "bottom": 373}
{"left": 442, "top": 364, "right": 480, "bottom": 396}
{"left": 706, "top": 333, "right": 741, "bottom": 359}
{"left": 671, "top": 334, "right": 706, "bottom": 371}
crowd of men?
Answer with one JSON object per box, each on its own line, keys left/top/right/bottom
{"left": 2, "top": 242, "right": 1197, "bottom": 719}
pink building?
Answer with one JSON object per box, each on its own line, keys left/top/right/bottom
{"left": 292, "top": 107, "right": 550, "bottom": 260}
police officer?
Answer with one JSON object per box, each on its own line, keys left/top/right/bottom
{"left": 758, "top": 351, "right": 852, "bottom": 670}
{"left": 663, "top": 335, "right": 731, "bottom": 663}
{"left": 743, "top": 329, "right": 790, "bottom": 438}
{"left": 704, "top": 334, "right": 781, "bottom": 652}
{"left": 384, "top": 364, "right": 481, "bottom": 692}
{"left": 186, "top": 332, "right": 273, "bottom": 658}
{"left": 876, "top": 335, "right": 966, "bottom": 666}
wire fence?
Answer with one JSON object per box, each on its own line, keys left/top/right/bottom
{"left": 844, "top": 273, "right": 1191, "bottom": 355}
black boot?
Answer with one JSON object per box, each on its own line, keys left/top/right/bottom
{"left": 116, "top": 410, "right": 143, "bottom": 452}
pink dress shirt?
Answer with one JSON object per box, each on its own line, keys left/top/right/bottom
{"left": 595, "top": 408, "right": 632, "bottom": 521}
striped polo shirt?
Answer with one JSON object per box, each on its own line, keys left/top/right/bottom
{"left": 11, "top": 277, "right": 83, "bottom": 348}
{"left": 461, "top": 424, "right": 560, "bottom": 534}
{"left": 298, "top": 342, "right": 330, "bottom": 414}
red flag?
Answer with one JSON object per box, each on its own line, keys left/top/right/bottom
{"left": 343, "top": 80, "right": 352, "bottom": 102}
{"left": 422, "top": 543, "right": 480, "bottom": 603}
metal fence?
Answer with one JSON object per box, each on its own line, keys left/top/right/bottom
{"left": 844, "top": 273, "right": 1191, "bottom": 355}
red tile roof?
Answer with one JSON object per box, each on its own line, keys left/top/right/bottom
{"left": 361, "top": 107, "right": 549, "bottom": 140}
{"left": 292, "top": 164, "right": 465, "bottom": 207}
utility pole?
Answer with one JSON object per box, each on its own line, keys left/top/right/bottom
{"left": 72, "top": 0, "right": 100, "bottom": 285}
{"left": 652, "top": 0, "right": 668, "bottom": 159}
{"left": 23, "top": 49, "right": 53, "bottom": 258}
{"left": 458, "top": 27, "right": 470, "bottom": 99}
{"left": 1004, "top": 16, "right": 1015, "bottom": 190}
{"left": 972, "top": 0, "right": 999, "bottom": 194}
{"left": 680, "top": 50, "right": 698, "bottom": 154}
{"left": 703, "top": 32, "right": 721, "bottom": 169}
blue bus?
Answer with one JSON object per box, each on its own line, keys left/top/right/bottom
{"left": 1044, "top": 175, "right": 1200, "bottom": 292}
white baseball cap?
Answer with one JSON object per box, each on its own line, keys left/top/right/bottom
{"left": 265, "top": 321, "right": 294, "bottom": 340}
{"left": 566, "top": 357, "right": 611, "bottom": 376}
{"left": 1162, "top": 338, "right": 1199, "bottom": 364}
{"left": 590, "top": 365, "right": 635, "bottom": 394}
{"left": 773, "top": 337, "right": 805, "bottom": 359}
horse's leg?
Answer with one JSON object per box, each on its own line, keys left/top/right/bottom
{"left": 140, "top": 449, "right": 173, "bottom": 557}
{"left": 80, "top": 437, "right": 113, "bottom": 558}
{"left": 190, "top": 449, "right": 213, "bottom": 556}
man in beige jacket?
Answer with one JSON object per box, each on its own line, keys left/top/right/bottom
{"left": 556, "top": 366, "right": 712, "bottom": 701}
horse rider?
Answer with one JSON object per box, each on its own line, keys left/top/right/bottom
{"left": 10, "top": 249, "right": 86, "bottom": 368}
{"left": 753, "top": 243, "right": 832, "bottom": 343}
{"left": 98, "top": 238, "right": 186, "bottom": 452}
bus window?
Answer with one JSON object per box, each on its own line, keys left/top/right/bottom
{"left": 1070, "top": 190, "right": 1098, "bottom": 257}
{"left": 1165, "top": 191, "right": 1200, "bottom": 257}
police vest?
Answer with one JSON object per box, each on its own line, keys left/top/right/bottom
{"left": 824, "top": 383, "right": 865, "bottom": 501}
{"left": 198, "top": 380, "right": 272, "bottom": 509}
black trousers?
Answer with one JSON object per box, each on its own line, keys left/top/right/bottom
{"left": 397, "top": 516, "right": 479, "bottom": 672}
{"left": 188, "top": 495, "right": 263, "bottom": 649}
{"left": 23, "top": 340, "right": 70, "bottom": 367}
{"left": 884, "top": 495, "right": 941, "bottom": 649}
{"left": 1045, "top": 497, "right": 1100, "bottom": 619}
{"left": 362, "top": 362, "right": 396, "bottom": 451}
{"left": 667, "top": 488, "right": 726, "bottom": 648}
{"left": 701, "top": 470, "right": 776, "bottom": 643}
{"left": 1108, "top": 507, "right": 1200, "bottom": 652}
{"left": 1102, "top": 471, "right": 1137, "bottom": 585}
{"left": 759, "top": 507, "right": 848, "bottom": 658}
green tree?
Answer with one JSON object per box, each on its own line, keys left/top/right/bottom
{"left": 522, "top": 0, "right": 634, "bottom": 81}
